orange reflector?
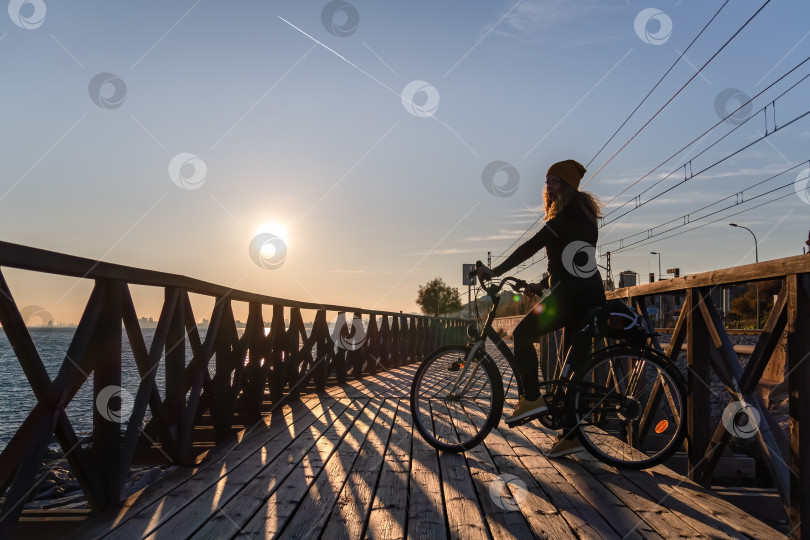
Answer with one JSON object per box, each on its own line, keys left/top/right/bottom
{"left": 655, "top": 420, "right": 669, "bottom": 434}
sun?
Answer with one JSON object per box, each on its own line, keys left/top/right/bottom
{"left": 255, "top": 222, "right": 289, "bottom": 243}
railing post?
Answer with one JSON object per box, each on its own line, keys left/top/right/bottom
{"left": 268, "top": 305, "right": 286, "bottom": 401}
{"left": 347, "top": 312, "right": 364, "bottom": 378}
{"left": 213, "top": 299, "right": 236, "bottom": 442}
{"left": 243, "top": 302, "right": 265, "bottom": 420}
{"left": 285, "top": 308, "right": 305, "bottom": 398}
{"left": 408, "top": 317, "right": 417, "bottom": 364}
{"left": 333, "top": 346, "right": 347, "bottom": 384}
{"left": 439, "top": 319, "right": 447, "bottom": 348}
{"left": 686, "top": 287, "right": 712, "bottom": 483}
{"left": 787, "top": 273, "right": 810, "bottom": 539}
{"left": 415, "top": 318, "right": 425, "bottom": 360}
{"left": 313, "top": 309, "right": 330, "bottom": 391}
{"left": 164, "top": 287, "right": 185, "bottom": 447}
{"left": 330, "top": 312, "right": 347, "bottom": 384}
{"left": 390, "top": 316, "right": 400, "bottom": 368}
{"left": 365, "top": 315, "right": 380, "bottom": 374}
{"left": 90, "top": 279, "right": 123, "bottom": 508}
{"left": 379, "top": 316, "right": 391, "bottom": 369}
{"left": 398, "top": 315, "right": 408, "bottom": 364}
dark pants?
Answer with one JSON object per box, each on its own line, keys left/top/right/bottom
{"left": 512, "top": 281, "right": 605, "bottom": 401}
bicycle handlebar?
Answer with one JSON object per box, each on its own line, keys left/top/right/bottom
{"left": 469, "top": 260, "right": 528, "bottom": 298}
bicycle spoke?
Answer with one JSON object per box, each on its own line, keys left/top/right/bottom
{"left": 573, "top": 346, "right": 686, "bottom": 468}
{"left": 411, "top": 346, "right": 503, "bottom": 451}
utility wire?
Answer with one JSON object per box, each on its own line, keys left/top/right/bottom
{"left": 606, "top": 190, "right": 798, "bottom": 256}
{"left": 581, "top": 0, "right": 774, "bottom": 190}
{"left": 502, "top": 106, "right": 809, "bottom": 279}
{"left": 601, "top": 55, "right": 810, "bottom": 218}
{"left": 586, "top": 0, "right": 731, "bottom": 169}
{"left": 602, "top": 104, "right": 810, "bottom": 227}
{"left": 599, "top": 161, "right": 808, "bottom": 251}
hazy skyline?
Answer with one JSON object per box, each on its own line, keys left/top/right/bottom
{"left": 2, "top": 0, "right": 809, "bottom": 324}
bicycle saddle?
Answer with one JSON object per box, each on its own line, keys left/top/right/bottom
{"left": 580, "top": 300, "right": 650, "bottom": 343}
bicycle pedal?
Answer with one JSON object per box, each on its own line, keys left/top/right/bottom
{"left": 504, "top": 414, "right": 538, "bottom": 428}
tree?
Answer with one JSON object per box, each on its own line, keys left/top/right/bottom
{"left": 416, "top": 277, "right": 462, "bottom": 317}
{"left": 729, "top": 279, "right": 781, "bottom": 327}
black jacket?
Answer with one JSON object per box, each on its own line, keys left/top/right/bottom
{"left": 492, "top": 201, "right": 604, "bottom": 298}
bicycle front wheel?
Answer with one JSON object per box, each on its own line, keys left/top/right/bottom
{"left": 410, "top": 345, "right": 504, "bottom": 452}
{"left": 571, "top": 345, "right": 687, "bottom": 469}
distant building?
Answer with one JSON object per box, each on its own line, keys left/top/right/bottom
{"left": 618, "top": 271, "right": 637, "bottom": 288}
{"left": 138, "top": 317, "right": 158, "bottom": 328}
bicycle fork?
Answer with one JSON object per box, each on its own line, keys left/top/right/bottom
{"left": 445, "top": 340, "right": 485, "bottom": 400}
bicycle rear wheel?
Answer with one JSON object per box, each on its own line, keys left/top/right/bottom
{"left": 410, "top": 345, "right": 504, "bottom": 452}
{"left": 571, "top": 345, "right": 687, "bottom": 469}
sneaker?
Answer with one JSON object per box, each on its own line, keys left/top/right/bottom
{"left": 545, "top": 435, "right": 583, "bottom": 458}
{"left": 505, "top": 396, "right": 547, "bottom": 424}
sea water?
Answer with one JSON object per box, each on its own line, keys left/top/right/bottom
{"left": 0, "top": 326, "right": 207, "bottom": 453}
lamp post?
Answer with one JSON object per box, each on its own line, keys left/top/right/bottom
{"left": 729, "top": 223, "right": 759, "bottom": 326}
{"left": 729, "top": 224, "right": 758, "bottom": 263}
{"left": 650, "top": 252, "right": 662, "bottom": 280}
{"left": 650, "top": 251, "right": 662, "bottom": 325}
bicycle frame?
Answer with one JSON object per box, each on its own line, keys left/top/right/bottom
{"left": 457, "top": 277, "right": 583, "bottom": 404}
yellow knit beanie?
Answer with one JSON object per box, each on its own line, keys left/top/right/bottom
{"left": 547, "top": 159, "right": 586, "bottom": 191}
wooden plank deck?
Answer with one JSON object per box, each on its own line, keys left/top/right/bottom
{"left": 65, "top": 360, "right": 784, "bottom": 539}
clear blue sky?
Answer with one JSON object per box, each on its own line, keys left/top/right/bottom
{"left": 2, "top": 0, "right": 809, "bottom": 323}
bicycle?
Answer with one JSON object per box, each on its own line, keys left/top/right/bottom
{"left": 409, "top": 271, "right": 687, "bottom": 469}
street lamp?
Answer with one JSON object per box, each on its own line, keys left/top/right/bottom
{"left": 650, "top": 252, "right": 662, "bottom": 281}
{"left": 729, "top": 223, "right": 760, "bottom": 326}
{"left": 729, "top": 224, "right": 758, "bottom": 263}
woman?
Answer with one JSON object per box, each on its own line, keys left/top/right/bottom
{"left": 477, "top": 159, "right": 605, "bottom": 457}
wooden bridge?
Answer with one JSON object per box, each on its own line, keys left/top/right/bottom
{"left": 59, "top": 362, "right": 782, "bottom": 539}
{"left": 0, "top": 241, "right": 807, "bottom": 538}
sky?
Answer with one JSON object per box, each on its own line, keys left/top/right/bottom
{"left": 1, "top": 0, "right": 809, "bottom": 324}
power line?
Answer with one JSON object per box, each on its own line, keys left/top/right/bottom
{"left": 586, "top": 0, "right": 731, "bottom": 169}
{"left": 581, "top": 0, "right": 774, "bottom": 190}
{"left": 497, "top": 109, "right": 809, "bottom": 280}
{"left": 600, "top": 55, "right": 810, "bottom": 218}
{"left": 601, "top": 104, "right": 810, "bottom": 227}
{"left": 606, "top": 189, "right": 798, "bottom": 256}
{"left": 599, "top": 161, "right": 808, "bottom": 252}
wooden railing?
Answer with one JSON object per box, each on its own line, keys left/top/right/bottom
{"left": 0, "top": 241, "right": 467, "bottom": 535}
{"left": 605, "top": 254, "right": 810, "bottom": 539}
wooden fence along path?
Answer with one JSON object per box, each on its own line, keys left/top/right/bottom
{"left": 0, "top": 241, "right": 464, "bottom": 537}
{"left": 604, "top": 254, "right": 810, "bottom": 539}
{"left": 67, "top": 357, "right": 783, "bottom": 539}
{"left": 0, "top": 241, "right": 807, "bottom": 538}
